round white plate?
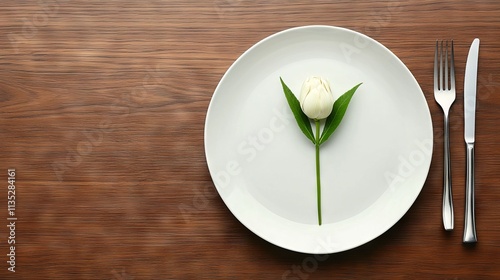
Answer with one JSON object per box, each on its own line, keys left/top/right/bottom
{"left": 204, "top": 25, "right": 433, "bottom": 254}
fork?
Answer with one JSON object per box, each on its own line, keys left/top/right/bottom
{"left": 434, "top": 40, "right": 456, "bottom": 231}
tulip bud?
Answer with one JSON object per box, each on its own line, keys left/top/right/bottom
{"left": 299, "top": 76, "right": 334, "bottom": 120}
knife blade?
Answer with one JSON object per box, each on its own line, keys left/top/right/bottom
{"left": 463, "top": 38, "right": 480, "bottom": 243}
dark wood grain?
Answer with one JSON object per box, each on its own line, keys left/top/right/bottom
{"left": 1, "top": 1, "right": 500, "bottom": 279}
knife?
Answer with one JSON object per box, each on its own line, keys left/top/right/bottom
{"left": 463, "top": 38, "right": 480, "bottom": 243}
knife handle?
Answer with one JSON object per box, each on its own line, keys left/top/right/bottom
{"left": 463, "top": 143, "right": 477, "bottom": 243}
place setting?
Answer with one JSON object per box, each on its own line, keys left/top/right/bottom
{"left": 204, "top": 25, "right": 481, "bottom": 253}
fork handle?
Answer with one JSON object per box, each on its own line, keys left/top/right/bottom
{"left": 442, "top": 115, "right": 454, "bottom": 231}
{"left": 463, "top": 143, "right": 477, "bottom": 243}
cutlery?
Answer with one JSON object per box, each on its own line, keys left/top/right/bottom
{"left": 434, "top": 40, "right": 456, "bottom": 231}
{"left": 463, "top": 38, "right": 480, "bottom": 243}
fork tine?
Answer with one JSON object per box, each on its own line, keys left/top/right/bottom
{"left": 434, "top": 40, "right": 438, "bottom": 91}
{"left": 439, "top": 41, "right": 444, "bottom": 91}
{"left": 445, "top": 41, "right": 449, "bottom": 90}
{"left": 450, "top": 40, "right": 455, "bottom": 89}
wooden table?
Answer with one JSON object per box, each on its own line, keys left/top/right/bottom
{"left": 1, "top": 1, "right": 500, "bottom": 279}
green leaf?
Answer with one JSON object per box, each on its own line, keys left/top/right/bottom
{"left": 318, "top": 83, "right": 362, "bottom": 145}
{"left": 280, "top": 77, "right": 315, "bottom": 144}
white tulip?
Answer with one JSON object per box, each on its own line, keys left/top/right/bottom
{"left": 299, "top": 76, "right": 334, "bottom": 120}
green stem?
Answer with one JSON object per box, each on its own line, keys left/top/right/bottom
{"left": 315, "top": 120, "right": 322, "bottom": 226}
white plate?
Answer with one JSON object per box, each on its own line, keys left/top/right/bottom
{"left": 204, "top": 25, "right": 433, "bottom": 254}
